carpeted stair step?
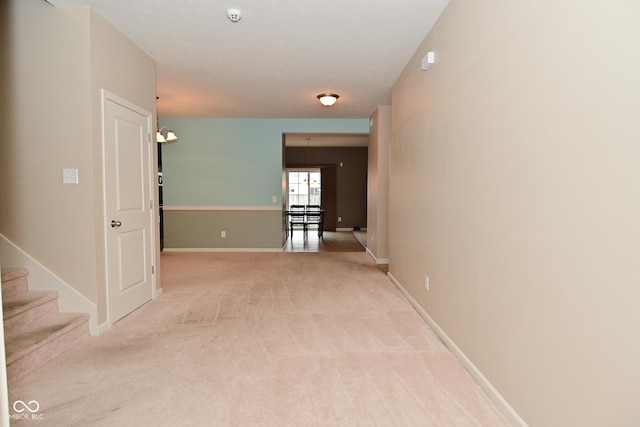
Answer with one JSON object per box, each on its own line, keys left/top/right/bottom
{"left": 5, "top": 312, "right": 90, "bottom": 384}
{"left": 3, "top": 290, "right": 60, "bottom": 336}
{"left": 1, "top": 267, "right": 30, "bottom": 298}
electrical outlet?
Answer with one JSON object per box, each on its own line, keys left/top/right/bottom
{"left": 272, "top": 195, "right": 277, "bottom": 203}
{"left": 338, "top": 216, "right": 342, "bottom": 222}
{"left": 62, "top": 168, "right": 79, "bottom": 184}
{"left": 425, "top": 275, "right": 430, "bottom": 291}
{"left": 221, "top": 231, "right": 226, "bottom": 238}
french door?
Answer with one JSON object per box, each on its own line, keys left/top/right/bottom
{"left": 287, "top": 169, "right": 321, "bottom": 208}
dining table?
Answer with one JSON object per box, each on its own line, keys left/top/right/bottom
{"left": 284, "top": 209, "right": 324, "bottom": 238}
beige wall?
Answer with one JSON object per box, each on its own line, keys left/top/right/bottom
{"left": 390, "top": 1, "right": 640, "bottom": 426}
{"left": 88, "top": 7, "right": 158, "bottom": 321}
{"left": 1, "top": 0, "right": 156, "bottom": 326}
{"left": 367, "top": 106, "right": 390, "bottom": 263}
{"left": 2, "top": 1, "right": 94, "bottom": 299}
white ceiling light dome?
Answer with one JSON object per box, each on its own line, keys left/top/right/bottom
{"left": 317, "top": 93, "right": 339, "bottom": 107}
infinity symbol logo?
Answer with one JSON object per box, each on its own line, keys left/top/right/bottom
{"left": 13, "top": 400, "right": 40, "bottom": 413}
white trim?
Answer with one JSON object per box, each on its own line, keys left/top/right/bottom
{"left": 386, "top": 272, "right": 527, "bottom": 427}
{"left": 163, "top": 247, "right": 283, "bottom": 253}
{"left": 366, "top": 247, "right": 389, "bottom": 265}
{"left": 44, "top": 0, "right": 76, "bottom": 6}
{"left": 96, "top": 321, "right": 111, "bottom": 336}
{"left": 99, "top": 91, "right": 111, "bottom": 329}
{"left": 0, "top": 234, "right": 100, "bottom": 336}
{"left": 163, "top": 206, "right": 281, "bottom": 211}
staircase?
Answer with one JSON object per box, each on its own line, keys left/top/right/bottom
{"left": 1, "top": 267, "right": 89, "bottom": 384}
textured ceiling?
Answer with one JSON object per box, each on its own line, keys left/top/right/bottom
{"left": 51, "top": 0, "right": 448, "bottom": 119}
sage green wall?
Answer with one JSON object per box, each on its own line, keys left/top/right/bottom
{"left": 164, "top": 210, "right": 282, "bottom": 249}
{"left": 390, "top": 1, "right": 640, "bottom": 425}
{"left": 160, "top": 118, "right": 369, "bottom": 249}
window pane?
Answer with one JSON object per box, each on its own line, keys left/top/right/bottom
{"left": 287, "top": 169, "right": 321, "bottom": 207}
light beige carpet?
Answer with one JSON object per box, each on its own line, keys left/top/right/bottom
{"left": 8, "top": 252, "right": 508, "bottom": 426}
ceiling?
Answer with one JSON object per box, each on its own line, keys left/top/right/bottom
{"left": 50, "top": 0, "right": 449, "bottom": 119}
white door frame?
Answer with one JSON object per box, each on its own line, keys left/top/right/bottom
{"left": 101, "top": 90, "right": 158, "bottom": 328}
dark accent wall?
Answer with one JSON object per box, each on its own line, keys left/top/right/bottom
{"left": 286, "top": 147, "right": 367, "bottom": 229}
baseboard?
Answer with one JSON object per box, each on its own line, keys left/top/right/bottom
{"left": 96, "top": 321, "right": 111, "bottom": 336}
{"left": 0, "top": 234, "right": 100, "bottom": 336}
{"left": 154, "top": 287, "right": 163, "bottom": 299}
{"left": 163, "top": 247, "right": 282, "bottom": 253}
{"left": 387, "top": 272, "right": 527, "bottom": 427}
{"left": 365, "top": 247, "right": 389, "bottom": 265}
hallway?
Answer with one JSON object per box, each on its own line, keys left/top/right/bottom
{"left": 8, "top": 251, "right": 508, "bottom": 425}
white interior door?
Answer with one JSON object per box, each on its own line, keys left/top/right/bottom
{"left": 104, "top": 94, "right": 154, "bottom": 323}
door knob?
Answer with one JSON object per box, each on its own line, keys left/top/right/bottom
{"left": 111, "top": 220, "right": 122, "bottom": 227}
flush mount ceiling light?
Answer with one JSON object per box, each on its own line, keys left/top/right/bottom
{"left": 157, "top": 126, "right": 177, "bottom": 143}
{"left": 317, "top": 93, "right": 339, "bottom": 107}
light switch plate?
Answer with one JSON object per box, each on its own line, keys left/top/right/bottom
{"left": 63, "top": 168, "right": 79, "bottom": 184}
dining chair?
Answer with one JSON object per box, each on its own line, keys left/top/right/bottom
{"left": 305, "top": 205, "right": 323, "bottom": 238}
{"left": 289, "top": 205, "right": 307, "bottom": 238}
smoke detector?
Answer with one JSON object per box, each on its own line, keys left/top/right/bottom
{"left": 226, "top": 8, "right": 242, "bottom": 23}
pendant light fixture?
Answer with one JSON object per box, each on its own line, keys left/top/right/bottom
{"left": 303, "top": 137, "right": 311, "bottom": 183}
{"left": 302, "top": 138, "right": 318, "bottom": 185}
